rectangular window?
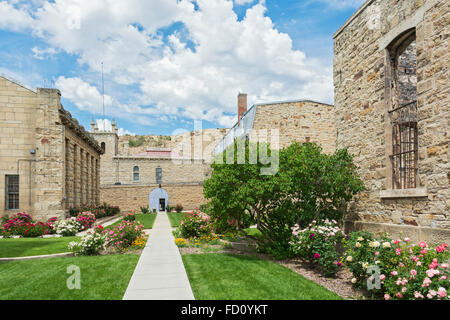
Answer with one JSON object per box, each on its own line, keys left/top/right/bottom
{"left": 5, "top": 175, "right": 19, "bottom": 210}
{"left": 156, "top": 167, "right": 162, "bottom": 184}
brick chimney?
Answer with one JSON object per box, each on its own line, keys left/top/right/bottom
{"left": 237, "top": 93, "right": 247, "bottom": 125}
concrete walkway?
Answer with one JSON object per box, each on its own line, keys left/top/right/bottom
{"left": 122, "top": 212, "right": 195, "bottom": 300}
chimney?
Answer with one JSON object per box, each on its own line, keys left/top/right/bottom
{"left": 238, "top": 93, "right": 247, "bottom": 125}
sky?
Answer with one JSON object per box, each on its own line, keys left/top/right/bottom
{"left": 0, "top": 0, "right": 365, "bottom": 136}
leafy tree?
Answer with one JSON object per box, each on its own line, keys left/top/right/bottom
{"left": 204, "top": 141, "right": 363, "bottom": 258}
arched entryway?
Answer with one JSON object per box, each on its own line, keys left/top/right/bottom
{"left": 149, "top": 187, "right": 168, "bottom": 212}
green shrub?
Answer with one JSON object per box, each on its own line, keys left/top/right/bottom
{"left": 175, "top": 204, "right": 183, "bottom": 213}
{"left": 204, "top": 141, "right": 363, "bottom": 259}
{"left": 128, "top": 135, "right": 146, "bottom": 147}
{"left": 140, "top": 206, "right": 150, "bottom": 214}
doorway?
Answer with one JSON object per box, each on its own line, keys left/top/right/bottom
{"left": 159, "top": 198, "right": 166, "bottom": 212}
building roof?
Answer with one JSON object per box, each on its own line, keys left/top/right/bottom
{"left": 135, "top": 149, "right": 175, "bottom": 158}
{"left": 0, "top": 73, "right": 37, "bottom": 93}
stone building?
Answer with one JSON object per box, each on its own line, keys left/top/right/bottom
{"left": 0, "top": 75, "right": 103, "bottom": 220}
{"left": 214, "top": 93, "right": 335, "bottom": 155}
{"left": 333, "top": 0, "right": 449, "bottom": 242}
{"left": 91, "top": 122, "right": 223, "bottom": 212}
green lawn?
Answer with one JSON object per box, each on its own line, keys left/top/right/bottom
{"left": 167, "top": 212, "right": 187, "bottom": 227}
{"left": 0, "top": 236, "right": 80, "bottom": 258}
{"left": 135, "top": 213, "right": 156, "bottom": 229}
{"left": 103, "top": 213, "right": 157, "bottom": 230}
{"left": 0, "top": 254, "right": 139, "bottom": 299}
{"left": 182, "top": 253, "right": 342, "bottom": 300}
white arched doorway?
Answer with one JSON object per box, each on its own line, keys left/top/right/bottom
{"left": 149, "top": 187, "right": 168, "bottom": 212}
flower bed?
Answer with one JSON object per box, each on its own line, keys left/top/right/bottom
{"left": 54, "top": 217, "right": 81, "bottom": 236}
{"left": 69, "top": 204, "right": 120, "bottom": 219}
{"left": 289, "top": 219, "right": 345, "bottom": 277}
{"left": 1, "top": 212, "right": 56, "bottom": 238}
{"left": 343, "top": 231, "right": 449, "bottom": 300}
{"left": 68, "top": 220, "right": 146, "bottom": 256}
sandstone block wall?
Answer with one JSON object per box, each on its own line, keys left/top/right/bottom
{"left": 333, "top": 0, "right": 449, "bottom": 243}
{"left": 100, "top": 183, "right": 206, "bottom": 212}
{"left": 0, "top": 76, "right": 103, "bottom": 220}
{"left": 252, "top": 101, "right": 336, "bottom": 154}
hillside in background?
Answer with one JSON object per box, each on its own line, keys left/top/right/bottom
{"left": 118, "top": 128, "right": 228, "bottom": 162}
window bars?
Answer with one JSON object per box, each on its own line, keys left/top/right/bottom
{"left": 6, "top": 175, "right": 19, "bottom": 210}
{"left": 389, "top": 100, "right": 418, "bottom": 189}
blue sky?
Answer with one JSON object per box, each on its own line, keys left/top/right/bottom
{"left": 0, "top": 0, "right": 364, "bottom": 136}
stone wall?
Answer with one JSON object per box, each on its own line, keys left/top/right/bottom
{"left": 333, "top": 0, "right": 449, "bottom": 243}
{"left": 252, "top": 101, "right": 336, "bottom": 154}
{"left": 0, "top": 76, "right": 38, "bottom": 217}
{"left": 113, "top": 157, "right": 207, "bottom": 185}
{"left": 100, "top": 183, "right": 206, "bottom": 212}
{"left": 0, "top": 76, "right": 103, "bottom": 220}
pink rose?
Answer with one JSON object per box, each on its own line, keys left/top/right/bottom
{"left": 437, "top": 287, "right": 447, "bottom": 298}
{"left": 410, "top": 269, "right": 417, "bottom": 276}
{"left": 384, "top": 294, "right": 390, "bottom": 300}
{"left": 391, "top": 271, "right": 398, "bottom": 276}
{"left": 396, "top": 292, "right": 403, "bottom": 298}
{"left": 380, "top": 274, "right": 386, "bottom": 280}
{"left": 418, "top": 241, "right": 427, "bottom": 248}
{"left": 404, "top": 237, "right": 410, "bottom": 242}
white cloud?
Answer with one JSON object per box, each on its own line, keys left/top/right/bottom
{"left": 31, "top": 46, "right": 59, "bottom": 59}
{"left": 316, "top": 0, "right": 365, "bottom": 10}
{"left": 95, "top": 118, "right": 135, "bottom": 136}
{"left": 1, "top": 0, "right": 334, "bottom": 129}
{"left": 0, "top": 1, "right": 34, "bottom": 31}
{"left": 234, "top": 0, "right": 255, "bottom": 5}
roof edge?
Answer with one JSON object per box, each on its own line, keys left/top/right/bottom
{"left": 0, "top": 73, "right": 37, "bottom": 93}
{"left": 333, "top": 0, "right": 375, "bottom": 39}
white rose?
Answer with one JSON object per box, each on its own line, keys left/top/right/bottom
{"left": 351, "top": 278, "right": 357, "bottom": 283}
{"left": 346, "top": 256, "right": 353, "bottom": 262}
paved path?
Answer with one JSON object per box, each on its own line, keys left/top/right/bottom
{"left": 122, "top": 212, "right": 195, "bottom": 300}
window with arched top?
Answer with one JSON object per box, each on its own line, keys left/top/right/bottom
{"left": 101, "top": 142, "right": 106, "bottom": 152}
{"left": 133, "top": 166, "right": 139, "bottom": 181}
{"left": 386, "top": 28, "right": 418, "bottom": 190}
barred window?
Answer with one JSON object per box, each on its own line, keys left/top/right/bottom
{"left": 133, "top": 166, "right": 139, "bottom": 181}
{"left": 156, "top": 167, "right": 162, "bottom": 184}
{"left": 6, "top": 175, "right": 19, "bottom": 210}
{"left": 388, "top": 29, "right": 418, "bottom": 189}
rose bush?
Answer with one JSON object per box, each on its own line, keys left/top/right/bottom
{"left": 178, "top": 209, "right": 212, "bottom": 238}
{"left": 75, "top": 211, "right": 96, "bottom": 230}
{"left": 289, "top": 219, "right": 345, "bottom": 277}
{"left": 102, "top": 220, "right": 144, "bottom": 251}
{"left": 1, "top": 212, "right": 55, "bottom": 237}
{"left": 68, "top": 231, "right": 106, "bottom": 256}
{"left": 54, "top": 217, "right": 81, "bottom": 236}
{"left": 344, "top": 232, "right": 450, "bottom": 300}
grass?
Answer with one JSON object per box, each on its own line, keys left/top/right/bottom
{"left": 0, "top": 236, "right": 80, "bottom": 258}
{"left": 182, "top": 253, "right": 342, "bottom": 300}
{"left": 0, "top": 254, "right": 140, "bottom": 299}
{"left": 103, "top": 213, "right": 157, "bottom": 230}
{"left": 135, "top": 213, "right": 156, "bottom": 229}
{"left": 167, "top": 212, "right": 187, "bottom": 227}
